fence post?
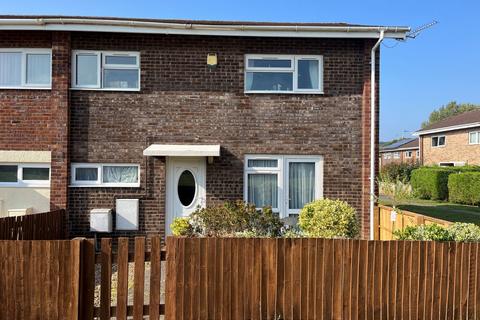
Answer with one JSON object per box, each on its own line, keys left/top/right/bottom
{"left": 78, "top": 238, "right": 95, "bottom": 320}
{"left": 373, "top": 206, "right": 380, "bottom": 240}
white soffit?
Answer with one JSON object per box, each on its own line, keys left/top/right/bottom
{"left": 143, "top": 144, "right": 220, "bottom": 157}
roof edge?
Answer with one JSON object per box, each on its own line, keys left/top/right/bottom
{"left": 0, "top": 17, "right": 410, "bottom": 39}
{"left": 414, "top": 122, "right": 480, "bottom": 136}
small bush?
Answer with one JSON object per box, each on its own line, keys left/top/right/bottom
{"left": 379, "top": 162, "right": 420, "bottom": 183}
{"left": 298, "top": 199, "right": 359, "bottom": 238}
{"left": 173, "top": 201, "right": 284, "bottom": 237}
{"left": 447, "top": 223, "right": 480, "bottom": 242}
{"left": 393, "top": 224, "right": 452, "bottom": 241}
{"left": 448, "top": 172, "right": 480, "bottom": 205}
{"left": 394, "top": 222, "right": 480, "bottom": 242}
{"left": 410, "top": 168, "right": 454, "bottom": 200}
{"left": 170, "top": 217, "right": 193, "bottom": 236}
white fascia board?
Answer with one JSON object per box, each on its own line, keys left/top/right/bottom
{"left": 143, "top": 144, "right": 221, "bottom": 157}
{"left": 379, "top": 146, "right": 420, "bottom": 153}
{"left": 414, "top": 123, "right": 480, "bottom": 136}
{"left": 0, "top": 19, "right": 409, "bottom": 39}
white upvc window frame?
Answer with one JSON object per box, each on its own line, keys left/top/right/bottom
{"left": 0, "top": 48, "right": 52, "bottom": 90}
{"left": 405, "top": 151, "right": 413, "bottom": 158}
{"left": 469, "top": 131, "right": 480, "bottom": 145}
{"left": 244, "top": 54, "right": 324, "bottom": 94}
{"left": 416, "top": 150, "right": 420, "bottom": 157}
{"left": 71, "top": 50, "right": 141, "bottom": 91}
{"left": 71, "top": 163, "right": 140, "bottom": 187}
{"left": 244, "top": 155, "right": 323, "bottom": 218}
{"left": 393, "top": 152, "right": 400, "bottom": 159}
{"left": 0, "top": 163, "right": 51, "bottom": 188}
{"left": 431, "top": 135, "right": 446, "bottom": 148}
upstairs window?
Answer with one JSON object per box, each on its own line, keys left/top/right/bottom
{"left": 0, "top": 49, "right": 52, "bottom": 89}
{"left": 72, "top": 51, "right": 140, "bottom": 90}
{"left": 432, "top": 135, "right": 446, "bottom": 147}
{"left": 469, "top": 131, "right": 479, "bottom": 145}
{"left": 245, "top": 55, "right": 323, "bottom": 94}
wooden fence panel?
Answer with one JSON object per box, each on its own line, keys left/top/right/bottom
{"left": 375, "top": 205, "right": 452, "bottom": 240}
{"left": 0, "top": 209, "right": 65, "bottom": 240}
{"left": 0, "top": 239, "right": 81, "bottom": 319}
{"left": 166, "top": 237, "right": 480, "bottom": 320}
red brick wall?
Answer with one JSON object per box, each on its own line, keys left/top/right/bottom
{"left": 67, "top": 33, "right": 378, "bottom": 239}
{"left": 0, "top": 31, "right": 379, "bottom": 239}
{"left": 0, "top": 31, "right": 70, "bottom": 211}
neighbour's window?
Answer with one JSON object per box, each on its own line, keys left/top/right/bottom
{"left": 383, "top": 153, "right": 391, "bottom": 160}
{"left": 432, "top": 136, "right": 446, "bottom": 147}
{"left": 393, "top": 152, "right": 400, "bottom": 159}
{"left": 72, "top": 51, "right": 140, "bottom": 90}
{"left": 0, "top": 49, "right": 52, "bottom": 89}
{"left": 469, "top": 131, "right": 479, "bottom": 145}
{"left": 244, "top": 155, "right": 322, "bottom": 217}
{"left": 71, "top": 163, "right": 140, "bottom": 187}
{"left": 416, "top": 150, "right": 420, "bottom": 157}
{"left": 0, "top": 164, "right": 50, "bottom": 187}
{"left": 405, "top": 151, "right": 413, "bottom": 158}
{"left": 245, "top": 55, "right": 323, "bottom": 93}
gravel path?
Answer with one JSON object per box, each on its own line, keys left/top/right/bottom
{"left": 94, "top": 261, "right": 166, "bottom": 307}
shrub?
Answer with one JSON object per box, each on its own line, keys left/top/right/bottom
{"left": 448, "top": 172, "right": 480, "bottom": 205}
{"left": 298, "top": 199, "right": 359, "bottom": 238}
{"left": 394, "top": 222, "right": 480, "bottom": 242}
{"left": 173, "top": 201, "right": 284, "bottom": 237}
{"left": 447, "top": 223, "right": 480, "bottom": 242}
{"left": 410, "top": 168, "right": 454, "bottom": 200}
{"left": 170, "top": 217, "right": 193, "bottom": 236}
{"left": 393, "top": 224, "right": 452, "bottom": 241}
{"left": 379, "top": 162, "right": 420, "bottom": 183}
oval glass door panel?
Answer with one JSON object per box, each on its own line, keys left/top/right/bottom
{"left": 177, "top": 170, "right": 196, "bottom": 207}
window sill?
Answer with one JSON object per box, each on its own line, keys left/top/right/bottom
{"left": 69, "top": 184, "right": 140, "bottom": 188}
{"left": 0, "top": 86, "right": 51, "bottom": 90}
{"left": 70, "top": 87, "right": 140, "bottom": 92}
{"left": 245, "top": 90, "right": 324, "bottom": 95}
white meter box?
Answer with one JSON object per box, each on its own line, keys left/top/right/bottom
{"left": 116, "top": 199, "right": 139, "bottom": 231}
{"left": 90, "top": 208, "right": 112, "bottom": 232}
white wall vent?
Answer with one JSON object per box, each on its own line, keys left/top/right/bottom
{"left": 116, "top": 199, "right": 139, "bottom": 231}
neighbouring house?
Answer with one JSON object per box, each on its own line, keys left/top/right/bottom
{"left": 379, "top": 138, "right": 419, "bottom": 168}
{"left": 415, "top": 109, "right": 480, "bottom": 166}
{"left": 0, "top": 16, "right": 409, "bottom": 239}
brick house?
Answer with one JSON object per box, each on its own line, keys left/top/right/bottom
{"left": 415, "top": 109, "right": 480, "bottom": 166}
{"left": 0, "top": 16, "right": 409, "bottom": 239}
{"left": 379, "top": 138, "right": 419, "bottom": 168}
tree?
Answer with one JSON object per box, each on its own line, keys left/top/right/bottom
{"left": 421, "top": 101, "right": 480, "bottom": 128}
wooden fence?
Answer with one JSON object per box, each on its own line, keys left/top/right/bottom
{"left": 2, "top": 237, "right": 480, "bottom": 319}
{"left": 79, "top": 237, "right": 166, "bottom": 320}
{"left": 0, "top": 209, "right": 65, "bottom": 240}
{"left": 166, "top": 237, "right": 480, "bottom": 320}
{"left": 374, "top": 205, "right": 452, "bottom": 240}
{"left": 0, "top": 239, "right": 81, "bottom": 319}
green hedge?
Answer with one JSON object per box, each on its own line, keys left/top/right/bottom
{"left": 448, "top": 172, "right": 480, "bottom": 205}
{"left": 410, "top": 168, "right": 454, "bottom": 200}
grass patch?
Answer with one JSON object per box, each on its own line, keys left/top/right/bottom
{"left": 379, "top": 196, "right": 480, "bottom": 225}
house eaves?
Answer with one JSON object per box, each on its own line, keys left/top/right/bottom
{"left": 0, "top": 16, "right": 410, "bottom": 39}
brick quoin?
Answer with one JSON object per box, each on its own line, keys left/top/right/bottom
{"left": 0, "top": 31, "right": 379, "bottom": 239}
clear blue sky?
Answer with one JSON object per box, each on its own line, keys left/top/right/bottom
{"left": 1, "top": 0, "right": 478, "bottom": 141}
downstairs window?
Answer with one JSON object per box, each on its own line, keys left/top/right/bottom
{"left": 244, "top": 155, "right": 323, "bottom": 218}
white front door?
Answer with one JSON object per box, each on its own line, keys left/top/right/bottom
{"left": 166, "top": 157, "right": 206, "bottom": 234}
